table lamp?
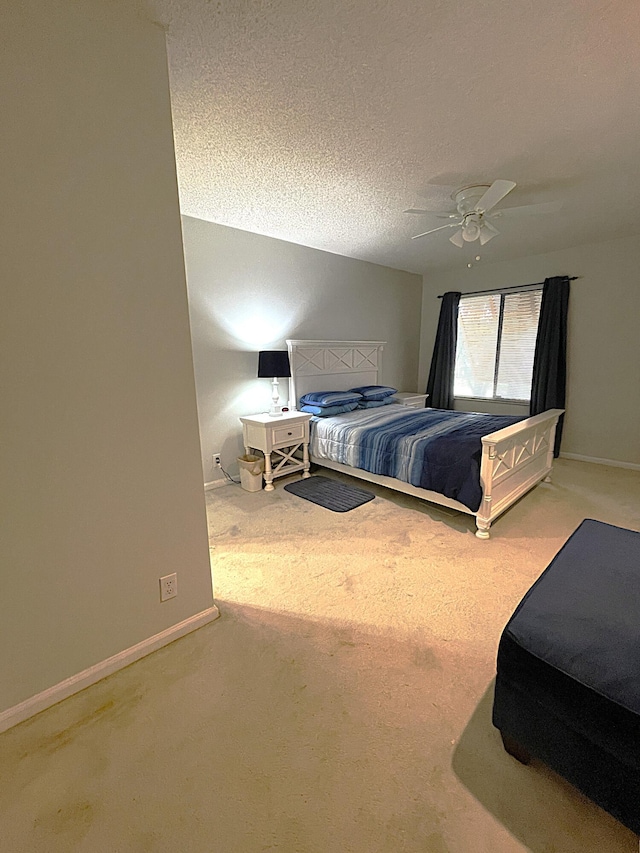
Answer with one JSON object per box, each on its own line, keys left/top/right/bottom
{"left": 257, "top": 350, "right": 291, "bottom": 417}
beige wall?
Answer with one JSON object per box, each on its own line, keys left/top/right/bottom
{"left": 419, "top": 235, "right": 640, "bottom": 465}
{"left": 0, "top": 1, "right": 213, "bottom": 712}
{"left": 182, "top": 216, "right": 423, "bottom": 482}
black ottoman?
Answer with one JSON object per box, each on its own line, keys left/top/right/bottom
{"left": 493, "top": 519, "right": 640, "bottom": 835}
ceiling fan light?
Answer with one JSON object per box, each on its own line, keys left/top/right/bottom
{"left": 449, "top": 230, "right": 464, "bottom": 248}
{"left": 462, "top": 221, "right": 480, "bottom": 242}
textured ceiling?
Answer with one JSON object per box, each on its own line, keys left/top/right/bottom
{"left": 150, "top": 0, "right": 640, "bottom": 274}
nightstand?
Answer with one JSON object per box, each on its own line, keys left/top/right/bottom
{"left": 239, "top": 411, "right": 312, "bottom": 491}
{"left": 391, "top": 393, "right": 429, "bottom": 409}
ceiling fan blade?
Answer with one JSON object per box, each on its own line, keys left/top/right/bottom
{"left": 494, "top": 200, "right": 563, "bottom": 217}
{"left": 475, "top": 180, "right": 517, "bottom": 214}
{"left": 404, "top": 208, "right": 458, "bottom": 219}
{"left": 411, "top": 223, "right": 460, "bottom": 240}
{"left": 449, "top": 229, "right": 464, "bottom": 248}
{"left": 479, "top": 221, "right": 499, "bottom": 245}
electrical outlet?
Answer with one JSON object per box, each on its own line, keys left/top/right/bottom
{"left": 213, "top": 452, "right": 221, "bottom": 468}
{"left": 159, "top": 573, "right": 177, "bottom": 602}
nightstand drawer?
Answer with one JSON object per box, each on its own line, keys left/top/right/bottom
{"left": 272, "top": 421, "right": 306, "bottom": 445}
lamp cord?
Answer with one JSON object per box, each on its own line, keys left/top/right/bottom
{"left": 220, "top": 465, "right": 241, "bottom": 485}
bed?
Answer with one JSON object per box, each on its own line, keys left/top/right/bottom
{"left": 286, "top": 339, "right": 563, "bottom": 539}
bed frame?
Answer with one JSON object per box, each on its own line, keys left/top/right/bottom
{"left": 286, "top": 339, "right": 563, "bottom": 539}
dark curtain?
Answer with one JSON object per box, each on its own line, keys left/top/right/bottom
{"left": 426, "top": 291, "right": 461, "bottom": 409}
{"left": 530, "top": 276, "right": 570, "bottom": 456}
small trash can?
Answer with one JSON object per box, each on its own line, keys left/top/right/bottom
{"left": 237, "top": 454, "right": 264, "bottom": 492}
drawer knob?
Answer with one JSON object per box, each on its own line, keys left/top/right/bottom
{"left": 287, "top": 431, "right": 292, "bottom": 436}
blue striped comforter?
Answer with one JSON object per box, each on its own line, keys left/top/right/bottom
{"left": 309, "top": 404, "right": 523, "bottom": 512}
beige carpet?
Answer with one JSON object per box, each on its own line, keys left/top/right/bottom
{"left": 1, "top": 459, "right": 639, "bottom": 852}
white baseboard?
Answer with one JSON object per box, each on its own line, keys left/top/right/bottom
{"left": 560, "top": 452, "right": 640, "bottom": 472}
{"left": 204, "top": 478, "right": 228, "bottom": 491}
{"left": 0, "top": 604, "right": 220, "bottom": 735}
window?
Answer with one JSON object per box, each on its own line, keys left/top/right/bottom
{"left": 454, "top": 288, "right": 542, "bottom": 402}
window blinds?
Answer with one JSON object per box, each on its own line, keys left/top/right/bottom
{"left": 454, "top": 289, "right": 542, "bottom": 401}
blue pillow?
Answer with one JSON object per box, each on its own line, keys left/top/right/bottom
{"left": 349, "top": 385, "right": 397, "bottom": 402}
{"left": 300, "top": 390, "right": 362, "bottom": 407}
{"left": 357, "top": 397, "right": 397, "bottom": 409}
{"left": 300, "top": 402, "right": 360, "bottom": 416}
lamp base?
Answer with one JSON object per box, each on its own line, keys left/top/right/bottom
{"left": 268, "top": 378, "right": 284, "bottom": 417}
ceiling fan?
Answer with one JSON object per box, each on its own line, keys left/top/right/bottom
{"left": 405, "top": 181, "right": 561, "bottom": 247}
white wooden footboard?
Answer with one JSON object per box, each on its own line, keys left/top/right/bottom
{"left": 474, "top": 409, "right": 564, "bottom": 538}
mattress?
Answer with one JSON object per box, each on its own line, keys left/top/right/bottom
{"left": 309, "top": 404, "right": 522, "bottom": 512}
{"left": 493, "top": 519, "right": 640, "bottom": 833}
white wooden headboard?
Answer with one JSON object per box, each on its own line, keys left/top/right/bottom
{"left": 286, "top": 340, "right": 386, "bottom": 410}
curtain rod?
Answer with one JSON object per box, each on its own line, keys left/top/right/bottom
{"left": 437, "top": 276, "right": 580, "bottom": 299}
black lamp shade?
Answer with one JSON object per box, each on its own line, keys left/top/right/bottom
{"left": 257, "top": 350, "right": 291, "bottom": 378}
